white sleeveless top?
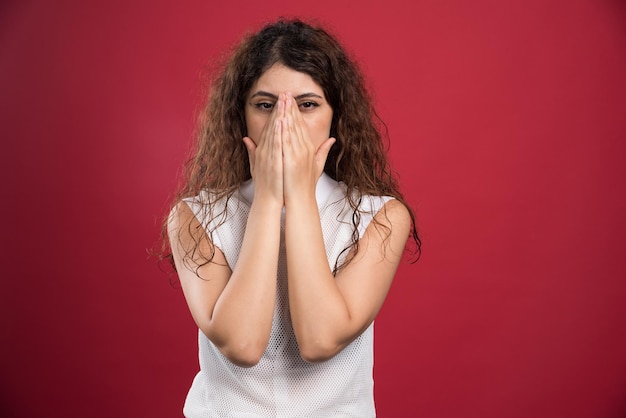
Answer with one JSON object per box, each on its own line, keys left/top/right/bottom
{"left": 183, "top": 173, "right": 391, "bottom": 418}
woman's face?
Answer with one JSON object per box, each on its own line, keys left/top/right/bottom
{"left": 245, "top": 64, "right": 333, "bottom": 150}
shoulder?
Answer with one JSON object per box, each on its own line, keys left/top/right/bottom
{"left": 349, "top": 191, "right": 409, "bottom": 238}
{"left": 351, "top": 198, "right": 410, "bottom": 267}
{"left": 178, "top": 185, "right": 251, "bottom": 225}
{"left": 166, "top": 200, "right": 204, "bottom": 260}
{"left": 373, "top": 198, "right": 411, "bottom": 231}
{"left": 167, "top": 199, "right": 193, "bottom": 229}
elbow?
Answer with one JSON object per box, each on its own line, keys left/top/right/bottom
{"left": 223, "top": 350, "right": 263, "bottom": 368}
{"left": 298, "top": 340, "right": 342, "bottom": 363}
{"left": 200, "top": 327, "right": 265, "bottom": 368}
{"left": 218, "top": 341, "right": 266, "bottom": 368}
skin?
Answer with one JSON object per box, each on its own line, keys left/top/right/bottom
{"left": 168, "top": 64, "right": 411, "bottom": 367}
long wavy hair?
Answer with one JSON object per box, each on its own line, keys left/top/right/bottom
{"left": 162, "top": 18, "right": 421, "bottom": 276}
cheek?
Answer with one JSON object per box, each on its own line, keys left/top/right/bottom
{"left": 304, "top": 114, "right": 333, "bottom": 146}
{"left": 245, "top": 114, "right": 265, "bottom": 142}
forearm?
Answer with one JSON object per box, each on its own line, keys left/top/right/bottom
{"left": 284, "top": 195, "right": 353, "bottom": 361}
{"left": 209, "top": 198, "right": 282, "bottom": 365}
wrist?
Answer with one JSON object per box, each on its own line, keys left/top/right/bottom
{"left": 251, "top": 194, "right": 284, "bottom": 213}
{"left": 284, "top": 192, "right": 317, "bottom": 210}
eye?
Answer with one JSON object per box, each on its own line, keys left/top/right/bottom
{"left": 253, "top": 102, "right": 275, "bottom": 111}
{"left": 298, "top": 101, "right": 319, "bottom": 111}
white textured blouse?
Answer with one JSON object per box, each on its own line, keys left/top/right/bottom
{"left": 183, "top": 173, "right": 391, "bottom": 418}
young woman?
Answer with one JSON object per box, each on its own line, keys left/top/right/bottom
{"left": 165, "top": 18, "right": 421, "bottom": 417}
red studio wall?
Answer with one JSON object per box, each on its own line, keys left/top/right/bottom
{"left": 2, "top": 1, "right": 625, "bottom": 417}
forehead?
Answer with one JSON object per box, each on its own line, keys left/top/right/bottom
{"left": 249, "top": 64, "right": 324, "bottom": 96}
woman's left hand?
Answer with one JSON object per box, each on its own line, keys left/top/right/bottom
{"left": 281, "top": 93, "right": 335, "bottom": 202}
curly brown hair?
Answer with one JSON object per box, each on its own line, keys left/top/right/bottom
{"left": 162, "top": 18, "right": 421, "bottom": 275}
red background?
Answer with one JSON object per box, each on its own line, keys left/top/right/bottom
{"left": 2, "top": 1, "right": 625, "bottom": 417}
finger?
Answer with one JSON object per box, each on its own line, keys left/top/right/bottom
{"left": 242, "top": 136, "right": 257, "bottom": 171}
{"left": 278, "top": 92, "right": 286, "bottom": 119}
{"left": 284, "top": 94, "right": 304, "bottom": 149}
{"left": 271, "top": 118, "right": 282, "bottom": 161}
{"left": 315, "top": 137, "right": 336, "bottom": 168}
{"left": 315, "top": 137, "right": 337, "bottom": 161}
{"left": 243, "top": 136, "right": 257, "bottom": 151}
{"left": 289, "top": 95, "right": 309, "bottom": 148}
{"left": 282, "top": 94, "right": 296, "bottom": 149}
{"left": 257, "top": 93, "right": 285, "bottom": 148}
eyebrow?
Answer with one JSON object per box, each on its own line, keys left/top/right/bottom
{"left": 249, "top": 91, "right": 324, "bottom": 101}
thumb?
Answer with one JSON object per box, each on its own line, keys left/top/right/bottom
{"left": 243, "top": 136, "right": 257, "bottom": 171}
{"left": 315, "top": 137, "right": 336, "bottom": 167}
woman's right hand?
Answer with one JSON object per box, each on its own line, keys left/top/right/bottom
{"left": 243, "top": 94, "right": 286, "bottom": 207}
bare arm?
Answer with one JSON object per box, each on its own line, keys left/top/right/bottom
{"left": 168, "top": 96, "right": 286, "bottom": 367}
{"left": 168, "top": 198, "right": 281, "bottom": 367}
{"left": 281, "top": 93, "right": 410, "bottom": 362}
{"left": 284, "top": 198, "right": 410, "bottom": 362}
